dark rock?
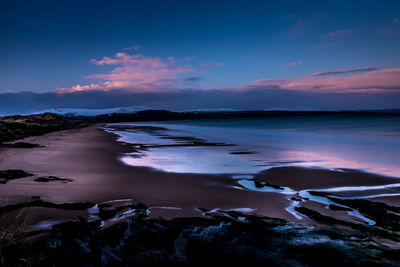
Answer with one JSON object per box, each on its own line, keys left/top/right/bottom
{"left": 0, "top": 142, "right": 42, "bottom": 148}
{"left": 14, "top": 142, "right": 41, "bottom": 148}
{"left": 308, "top": 191, "right": 333, "bottom": 197}
{"left": 328, "top": 204, "right": 352, "bottom": 211}
{"left": 0, "top": 169, "right": 33, "bottom": 184}
{"left": 295, "top": 206, "right": 347, "bottom": 225}
{"left": 294, "top": 206, "right": 400, "bottom": 241}
{"left": 290, "top": 196, "right": 303, "bottom": 202}
{"left": 1, "top": 208, "right": 400, "bottom": 266}
{"left": 253, "top": 180, "right": 284, "bottom": 190}
{"left": 328, "top": 197, "right": 400, "bottom": 232}
{"left": 0, "top": 199, "right": 95, "bottom": 215}
{"left": 254, "top": 181, "right": 264, "bottom": 188}
{"left": 230, "top": 151, "right": 256, "bottom": 155}
{"left": 34, "top": 176, "right": 73, "bottom": 183}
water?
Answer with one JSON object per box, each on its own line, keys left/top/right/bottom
{"left": 108, "top": 116, "right": 400, "bottom": 177}
{"left": 27, "top": 116, "right": 400, "bottom": 229}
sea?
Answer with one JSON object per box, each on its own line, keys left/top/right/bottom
{"left": 106, "top": 115, "right": 400, "bottom": 178}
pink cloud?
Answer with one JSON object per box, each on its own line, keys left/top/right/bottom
{"left": 284, "top": 61, "right": 302, "bottom": 67}
{"left": 57, "top": 52, "right": 218, "bottom": 93}
{"left": 323, "top": 29, "right": 351, "bottom": 38}
{"left": 311, "top": 67, "right": 380, "bottom": 76}
{"left": 220, "top": 67, "right": 400, "bottom": 93}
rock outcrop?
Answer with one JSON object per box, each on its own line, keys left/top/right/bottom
{"left": 1, "top": 202, "right": 399, "bottom": 266}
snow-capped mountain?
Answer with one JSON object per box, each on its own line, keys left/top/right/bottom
{"left": 182, "top": 108, "right": 239, "bottom": 113}
{"left": 32, "top": 106, "right": 150, "bottom": 117}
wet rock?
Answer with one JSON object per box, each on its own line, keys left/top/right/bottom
{"left": 254, "top": 181, "right": 264, "bottom": 188}
{"left": 295, "top": 206, "right": 347, "bottom": 225}
{"left": 328, "top": 204, "right": 352, "bottom": 211}
{"left": 0, "top": 142, "right": 42, "bottom": 148}
{"left": 34, "top": 176, "right": 73, "bottom": 183}
{"left": 294, "top": 206, "right": 400, "bottom": 241}
{"left": 1, "top": 209, "right": 400, "bottom": 266}
{"left": 328, "top": 197, "right": 400, "bottom": 232}
{"left": 0, "top": 199, "right": 95, "bottom": 215}
{"left": 291, "top": 196, "right": 308, "bottom": 202}
{"left": 308, "top": 191, "right": 333, "bottom": 197}
{"left": 230, "top": 151, "right": 256, "bottom": 155}
{"left": 253, "top": 180, "right": 284, "bottom": 190}
{"left": 0, "top": 169, "right": 33, "bottom": 184}
{"left": 98, "top": 206, "right": 118, "bottom": 221}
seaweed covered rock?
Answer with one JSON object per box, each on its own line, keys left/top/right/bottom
{"left": 1, "top": 208, "right": 400, "bottom": 267}
{"left": 0, "top": 170, "right": 33, "bottom": 184}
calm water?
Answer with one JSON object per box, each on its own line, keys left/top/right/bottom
{"left": 108, "top": 116, "right": 400, "bottom": 177}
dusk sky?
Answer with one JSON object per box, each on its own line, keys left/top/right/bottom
{"left": 1, "top": 0, "right": 400, "bottom": 114}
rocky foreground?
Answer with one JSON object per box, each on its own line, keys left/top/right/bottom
{"left": 0, "top": 113, "right": 87, "bottom": 143}
{"left": 0, "top": 199, "right": 400, "bottom": 267}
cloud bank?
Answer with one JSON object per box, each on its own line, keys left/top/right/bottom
{"left": 57, "top": 51, "right": 222, "bottom": 93}
{"left": 311, "top": 67, "right": 381, "bottom": 76}
{"left": 2, "top": 46, "right": 399, "bottom": 115}
{"left": 222, "top": 67, "right": 400, "bottom": 93}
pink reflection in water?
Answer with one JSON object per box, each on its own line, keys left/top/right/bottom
{"left": 281, "top": 150, "right": 400, "bottom": 177}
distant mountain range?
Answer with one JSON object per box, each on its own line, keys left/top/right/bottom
{"left": 30, "top": 106, "right": 400, "bottom": 122}
{"left": 32, "top": 106, "right": 150, "bottom": 117}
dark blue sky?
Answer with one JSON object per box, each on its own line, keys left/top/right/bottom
{"left": 0, "top": 0, "right": 399, "bottom": 113}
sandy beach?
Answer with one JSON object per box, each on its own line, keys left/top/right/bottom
{"left": 0, "top": 124, "right": 293, "bottom": 221}
{"left": 1, "top": 123, "right": 399, "bottom": 227}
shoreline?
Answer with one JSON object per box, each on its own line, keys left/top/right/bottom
{"left": 1, "top": 123, "right": 399, "bottom": 227}
{"left": 0, "top": 124, "right": 293, "bottom": 220}
{"left": 1, "top": 122, "right": 400, "bottom": 265}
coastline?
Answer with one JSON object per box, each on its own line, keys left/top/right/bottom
{"left": 1, "top": 123, "right": 399, "bottom": 225}
{"left": 1, "top": 121, "right": 400, "bottom": 265}
{"left": 0, "top": 124, "right": 293, "bottom": 221}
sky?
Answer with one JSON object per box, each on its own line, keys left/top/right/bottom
{"left": 1, "top": 0, "right": 400, "bottom": 114}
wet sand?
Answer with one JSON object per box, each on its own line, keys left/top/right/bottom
{"left": 1, "top": 124, "right": 399, "bottom": 226}
{"left": 254, "top": 166, "right": 400, "bottom": 190}
{"left": 0, "top": 124, "right": 291, "bottom": 220}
